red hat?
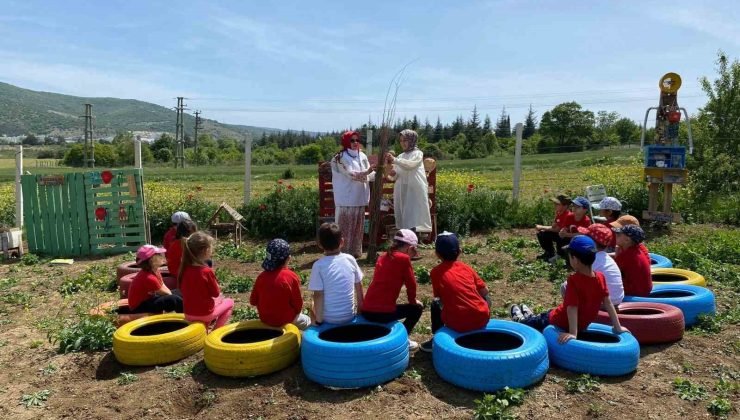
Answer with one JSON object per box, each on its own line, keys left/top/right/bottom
{"left": 341, "top": 131, "right": 359, "bottom": 149}
{"left": 576, "top": 224, "right": 613, "bottom": 247}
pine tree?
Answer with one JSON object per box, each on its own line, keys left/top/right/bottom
{"left": 483, "top": 115, "right": 492, "bottom": 133}
{"left": 433, "top": 117, "right": 444, "bottom": 143}
{"left": 495, "top": 107, "right": 511, "bottom": 138}
{"left": 523, "top": 105, "right": 537, "bottom": 139}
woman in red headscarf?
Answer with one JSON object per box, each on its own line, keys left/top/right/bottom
{"left": 330, "top": 130, "right": 375, "bottom": 258}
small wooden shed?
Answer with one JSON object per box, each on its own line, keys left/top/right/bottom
{"left": 208, "top": 202, "right": 246, "bottom": 245}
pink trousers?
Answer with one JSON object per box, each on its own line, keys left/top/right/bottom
{"left": 185, "top": 297, "right": 234, "bottom": 329}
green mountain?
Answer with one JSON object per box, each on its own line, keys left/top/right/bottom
{"left": 0, "top": 81, "right": 281, "bottom": 138}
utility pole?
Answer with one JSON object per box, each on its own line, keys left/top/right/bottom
{"left": 174, "top": 97, "right": 186, "bottom": 168}
{"left": 82, "top": 104, "right": 95, "bottom": 168}
{"left": 194, "top": 111, "right": 203, "bottom": 165}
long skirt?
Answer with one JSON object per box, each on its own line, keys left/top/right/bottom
{"left": 336, "top": 206, "right": 365, "bottom": 258}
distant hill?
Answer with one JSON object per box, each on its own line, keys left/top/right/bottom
{"left": 0, "top": 81, "right": 282, "bottom": 139}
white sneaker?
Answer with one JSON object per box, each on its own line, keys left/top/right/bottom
{"left": 408, "top": 340, "right": 420, "bottom": 351}
{"left": 547, "top": 255, "right": 560, "bottom": 264}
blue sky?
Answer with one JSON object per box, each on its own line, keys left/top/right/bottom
{"left": 0, "top": 0, "right": 738, "bottom": 132}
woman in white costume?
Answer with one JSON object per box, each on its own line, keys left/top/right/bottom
{"left": 330, "top": 130, "right": 375, "bottom": 257}
{"left": 386, "top": 129, "right": 432, "bottom": 234}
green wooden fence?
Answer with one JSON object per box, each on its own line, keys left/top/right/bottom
{"left": 21, "top": 169, "right": 147, "bottom": 256}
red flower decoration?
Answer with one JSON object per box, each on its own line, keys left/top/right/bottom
{"left": 467, "top": 184, "right": 475, "bottom": 193}
{"left": 95, "top": 207, "right": 107, "bottom": 221}
{"left": 277, "top": 179, "right": 284, "bottom": 185}
{"left": 287, "top": 185, "right": 294, "bottom": 190}
{"left": 101, "top": 170, "right": 114, "bottom": 184}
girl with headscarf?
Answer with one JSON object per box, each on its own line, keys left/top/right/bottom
{"left": 330, "top": 130, "right": 375, "bottom": 257}
{"left": 386, "top": 129, "right": 432, "bottom": 233}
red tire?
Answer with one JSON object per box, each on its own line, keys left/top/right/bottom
{"left": 116, "top": 262, "right": 141, "bottom": 280}
{"left": 118, "top": 271, "right": 176, "bottom": 298}
{"left": 89, "top": 299, "right": 152, "bottom": 327}
{"left": 594, "top": 302, "right": 684, "bottom": 345}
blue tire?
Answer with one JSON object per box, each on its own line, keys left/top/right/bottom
{"left": 649, "top": 253, "right": 673, "bottom": 269}
{"left": 301, "top": 317, "right": 408, "bottom": 389}
{"left": 544, "top": 323, "right": 639, "bottom": 376}
{"left": 432, "top": 319, "right": 549, "bottom": 392}
{"left": 623, "top": 284, "right": 716, "bottom": 327}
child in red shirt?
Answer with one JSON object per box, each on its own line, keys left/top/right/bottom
{"left": 511, "top": 235, "right": 627, "bottom": 343}
{"left": 179, "top": 232, "right": 233, "bottom": 330}
{"left": 420, "top": 232, "right": 491, "bottom": 353}
{"left": 361, "top": 229, "right": 424, "bottom": 350}
{"left": 613, "top": 225, "right": 652, "bottom": 297}
{"left": 609, "top": 215, "right": 650, "bottom": 256}
{"left": 250, "top": 239, "right": 311, "bottom": 330}
{"left": 535, "top": 194, "right": 573, "bottom": 261}
{"left": 128, "top": 245, "right": 183, "bottom": 313}
{"left": 163, "top": 211, "right": 189, "bottom": 250}
{"left": 166, "top": 219, "right": 197, "bottom": 277}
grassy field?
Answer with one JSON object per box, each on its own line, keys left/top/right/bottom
{"left": 0, "top": 147, "right": 645, "bottom": 207}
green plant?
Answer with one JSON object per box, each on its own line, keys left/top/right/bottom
{"left": 240, "top": 185, "right": 318, "bottom": 239}
{"left": 1, "top": 291, "right": 32, "bottom": 307}
{"left": 40, "top": 364, "right": 56, "bottom": 376}
{"left": 20, "top": 253, "right": 40, "bottom": 266}
{"left": 681, "top": 361, "right": 695, "bottom": 374}
{"left": 117, "top": 372, "right": 139, "bottom": 386}
{"left": 161, "top": 362, "right": 194, "bottom": 380}
{"left": 415, "top": 265, "right": 431, "bottom": 284}
{"left": 231, "top": 305, "right": 259, "bottom": 322}
{"left": 565, "top": 374, "right": 600, "bottom": 393}
{"left": 215, "top": 268, "right": 254, "bottom": 293}
{"left": 48, "top": 316, "right": 116, "bottom": 353}
{"left": 29, "top": 340, "right": 43, "bottom": 349}
{"left": 586, "top": 403, "right": 604, "bottom": 418}
{"left": 0, "top": 277, "right": 19, "bottom": 290}
{"left": 473, "top": 387, "right": 525, "bottom": 420}
{"left": 707, "top": 397, "right": 733, "bottom": 418}
{"left": 509, "top": 261, "right": 550, "bottom": 283}
{"left": 282, "top": 168, "right": 295, "bottom": 179}
{"left": 404, "top": 368, "right": 422, "bottom": 381}
{"left": 462, "top": 242, "right": 481, "bottom": 255}
{"left": 673, "top": 378, "right": 709, "bottom": 401}
{"left": 478, "top": 263, "right": 504, "bottom": 282}
{"left": 715, "top": 377, "right": 739, "bottom": 397}
{"left": 59, "top": 264, "right": 116, "bottom": 296}
{"left": 195, "top": 389, "right": 217, "bottom": 411}
{"left": 20, "top": 389, "right": 51, "bottom": 408}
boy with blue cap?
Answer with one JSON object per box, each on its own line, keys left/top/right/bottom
{"left": 250, "top": 238, "right": 311, "bottom": 330}
{"left": 420, "top": 231, "right": 491, "bottom": 353}
{"left": 511, "top": 235, "right": 627, "bottom": 344}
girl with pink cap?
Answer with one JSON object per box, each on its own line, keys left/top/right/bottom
{"left": 127, "top": 245, "right": 183, "bottom": 313}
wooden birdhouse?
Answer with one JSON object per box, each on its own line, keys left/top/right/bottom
{"left": 208, "top": 202, "right": 246, "bottom": 246}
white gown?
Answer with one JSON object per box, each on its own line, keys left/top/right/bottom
{"left": 392, "top": 149, "right": 432, "bottom": 232}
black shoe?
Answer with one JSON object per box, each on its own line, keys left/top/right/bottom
{"left": 510, "top": 304, "right": 524, "bottom": 322}
{"left": 536, "top": 253, "right": 554, "bottom": 261}
{"left": 419, "top": 340, "right": 433, "bottom": 353}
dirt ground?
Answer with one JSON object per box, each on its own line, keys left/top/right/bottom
{"left": 0, "top": 227, "right": 737, "bottom": 419}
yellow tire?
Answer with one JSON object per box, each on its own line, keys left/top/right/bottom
{"left": 651, "top": 268, "right": 706, "bottom": 287}
{"left": 113, "top": 313, "right": 206, "bottom": 366}
{"left": 204, "top": 321, "right": 300, "bottom": 377}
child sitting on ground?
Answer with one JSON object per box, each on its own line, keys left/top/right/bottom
{"left": 250, "top": 239, "right": 311, "bottom": 330}
{"left": 308, "top": 223, "right": 364, "bottom": 325}
{"left": 613, "top": 225, "right": 652, "bottom": 297}
{"left": 163, "top": 211, "right": 190, "bottom": 250}
{"left": 420, "top": 232, "right": 491, "bottom": 353}
{"left": 179, "top": 232, "right": 234, "bottom": 330}
{"left": 361, "top": 229, "right": 424, "bottom": 351}
{"left": 166, "top": 219, "right": 197, "bottom": 277}
{"left": 511, "top": 235, "right": 628, "bottom": 343}
{"left": 128, "top": 245, "right": 183, "bottom": 313}
{"left": 535, "top": 195, "right": 573, "bottom": 261}
{"left": 573, "top": 224, "right": 624, "bottom": 307}
{"left": 597, "top": 197, "right": 621, "bottom": 225}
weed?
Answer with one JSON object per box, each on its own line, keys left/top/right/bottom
{"left": 404, "top": 368, "right": 422, "bottom": 381}
{"left": 20, "top": 389, "right": 51, "bottom": 408}
{"left": 509, "top": 261, "right": 550, "bottom": 283}
{"left": 20, "top": 253, "right": 40, "bottom": 266}
{"left": 491, "top": 306, "right": 509, "bottom": 318}
{"left": 282, "top": 168, "right": 295, "bottom": 179}
{"left": 59, "top": 265, "right": 116, "bottom": 296}
{"left": 195, "top": 388, "right": 217, "bottom": 411}
{"left": 0, "top": 277, "right": 18, "bottom": 290}
{"left": 415, "top": 265, "right": 431, "bottom": 284}
{"left": 40, "top": 364, "right": 57, "bottom": 376}
{"left": 586, "top": 403, "right": 604, "bottom": 418}
{"left": 473, "top": 387, "right": 525, "bottom": 420}
{"left": 707, "top": 397, "right": 733, "bottom": 418}
{"left": 296, "top": 271, "right": 309, "bottom": 285}
{"left": 29, "top": 340, "right": 43, "bottom": 349}
{"left": 715, "top": 377, "right": 739, "bottom": 397}
{"left": 216, "top": 268, "right": 254, "bottom": 293}
{"left": 673, "top": 377, "right": 708, "bottom": 401}
{"left": 1, "top": 291, "right": 32, "bottom": 307}
{"left": 681, "top": 361, "right": 695, "bottom": 374}
{"left": 161, "top": 362, "right": 194, "bottom": 380}
{"left": 565, "top": 374, "right": 600, "bottom": 393}
{"left": 692, "top": 305, "right": 740, "bottom": 335}
{"left": 48, "top": 316, "right": 116, "bottom": 353}
{"left": 478, "top": 263, "right": 504, "bottom": 282}
{"left": 231, "top": 305, "right": 259, "bottom": 322}
{"left": 462, "top": 242, "right": 481, "bottom": 255}
{"left": 117, "top": 372, "right": 139, "bottom": 386}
